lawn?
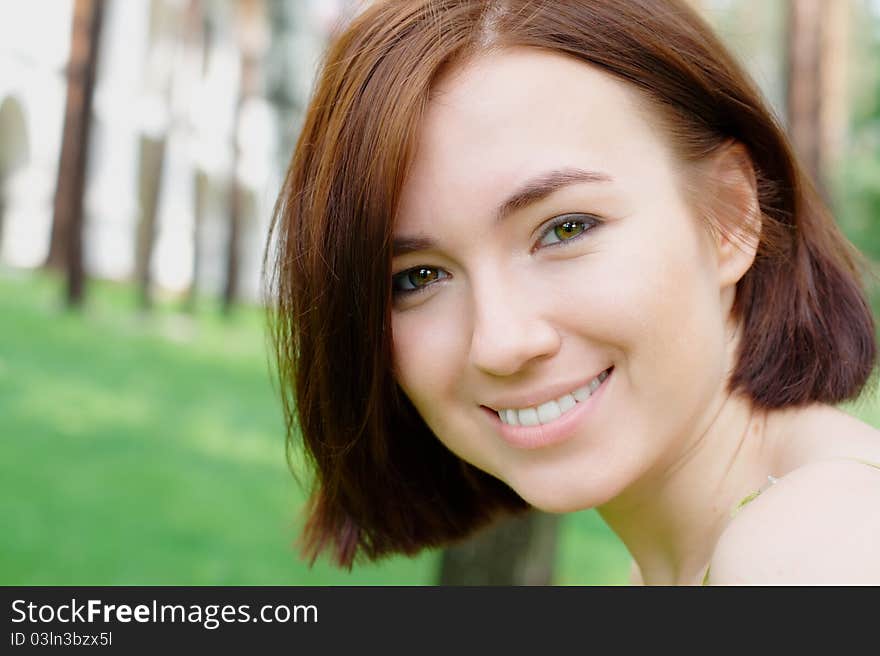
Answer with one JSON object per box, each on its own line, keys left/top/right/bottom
{"left": 4, "top": 269, "right": 877, "bottom": 585}
{"left": 0, "top": 269, "right": 629, "bottom": 585}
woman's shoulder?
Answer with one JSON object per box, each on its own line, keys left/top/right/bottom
{"left": 708, "top": 456, "right": 880, "bottom": 584}
{"left": 775, "top": 403, "right": 880, "bottom": 462}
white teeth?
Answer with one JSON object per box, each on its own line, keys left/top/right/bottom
{"left": 573, "top": 384, "right": 591, "bottom": 402}
{"left": 517, "top": 407, "right": 540, "bottom": 426}
{"left": 497, "top": 369, "right": 610, "bottom": 426}
{"left": 557, "top": 394, "right": 576, "bottom": 413}
{"left": 536, "top": 400, "right": 562, "bottom": 424}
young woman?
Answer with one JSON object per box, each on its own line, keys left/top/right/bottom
{"left": 264, "top": 0, "right": 880, "bottom": 585}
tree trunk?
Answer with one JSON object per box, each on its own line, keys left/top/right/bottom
{"left": 222, "top": 64, "right": 254, "bottom": 314}
{"left": 222, "top": 165, "right": 242, "bottom": 315}
{"left": 134, "top": 135, "right": 166, "bottom": 310}
{"left": 46, "top": 0, "right": 104, "bottom": 309}
{"left": 223, "top": 0, "right": 266, "bottom": 314}
{"left": 183, "top": 0, "right": 208, "bottom": 313}
{"left": 438, "top": 510, "right": 560, "bottom": 585}
{"left": 817, "top": 0, "right": 849, "bottom": 183}
{"left": 185, "top": 169, "right": 208, "bottom": 313}
{"left": 0, "top": 191, "right": 5, "bottom": 255}
{"left": 0, "top": 191, "right": 6, "bottom": 253}
{"left": 786, "top": 0, "right": 836, "bottom": 200}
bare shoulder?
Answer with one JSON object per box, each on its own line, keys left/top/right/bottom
{"left": 708, "top": 459, "right": 880, "bottom": 584}
{"left": 629, "top": 559, "right": 643, "bottom": 586}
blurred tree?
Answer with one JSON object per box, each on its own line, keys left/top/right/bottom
{"left": 185, "top": 3, "right": 211, "bottom": 314}
{"left": 264, "top": 2, "right": 307, "bottom": 174}
{"left": 0, "top": 97, "right": 30, "bottom": 255}
{"left": 836, "top": 0, "right": 880, "bottom": 268}
{"left": 786, "top": 0, "right": 824, "bottom": 189}
{"left": 439, "top": 511, "right": 560, "bottom": 585}
{"left": 224, "top": 0, "right": 267, "bottom": 315}
{"left": 45, "top": 0, "right": 105, "bottom": 308}
{"left": 135, "top": 131, "right": 167, "bottom": 310}
{"left": 136, "top": 0, "right": 204, "bottom": 310}
{"left": 786, "top": 0, "right": 849, "bottom": 202}
{"left": 186, "top": 169, "right": 209, "bottom": 313}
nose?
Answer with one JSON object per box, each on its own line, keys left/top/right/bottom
{"left": 468, "top": 277, "right": 562, "bottom": 377}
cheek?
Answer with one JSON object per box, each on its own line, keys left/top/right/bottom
{"left": 593, "top": 220, "right": 725, "bottom": 389}
{"left": 392, "top": 304, "right": 500, "bottom": 471}
{"left": 391, "top": 303, "right": 468, "bottom": 407}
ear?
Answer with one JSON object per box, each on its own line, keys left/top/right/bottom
{"left": 706, "top": 142, "right": 761, "bottom": 289}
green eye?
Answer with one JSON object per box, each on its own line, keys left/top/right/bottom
{"left": 554, "top": 221, "right": 585, "bottom": 240}
{"left": 409, "top": 268, "right": 439, "bottom": 287}
{"left": 392, "top": 267, "right": 449, "bottom": 294}
{"left": 538, "top": 214, "right": 598, "bottom": 247}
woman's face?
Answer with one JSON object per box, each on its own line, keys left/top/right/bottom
{"left": 391, "top": 48, "right": 733, "bottom": 512}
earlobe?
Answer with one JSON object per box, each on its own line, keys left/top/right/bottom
{"left": 709, "top": 142, "right": 761, "bottom": 288}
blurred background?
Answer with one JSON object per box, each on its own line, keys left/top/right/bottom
{"left": 1, "top": 0, "right": 879, "bottom": 585}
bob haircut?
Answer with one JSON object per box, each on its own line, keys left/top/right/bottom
{"left": 264, "top": 0, "right": 878, "bottom": 567}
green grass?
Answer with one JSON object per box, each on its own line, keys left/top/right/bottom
{"left": 0, "top": 269, "right": 628, "bottom": 585}
{"left": 6, "top": 270, "right": 876, "bottom": 586}
{"left": 0, "top": 271, "right": 430, "bottom": 584}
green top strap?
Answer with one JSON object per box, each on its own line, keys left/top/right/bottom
{"left": 701, "top": 459, "right": 880, "bottom": 585}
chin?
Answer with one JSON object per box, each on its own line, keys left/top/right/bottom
{"left": 495, "top": 452, "right": 624, "bottom": 514}
{"left": 509, "top": 478, "right": 612, "bottom": 515}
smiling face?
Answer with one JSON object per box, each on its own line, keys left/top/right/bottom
{"left": 390, "top": 48, "right": 737, "bottom": 513}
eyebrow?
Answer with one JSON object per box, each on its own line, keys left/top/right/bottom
{"left": 392, "top": 167, "right": 613, "bottom": 256}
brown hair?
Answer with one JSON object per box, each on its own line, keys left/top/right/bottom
{"left": 264, "top": 0, "right": 877, "bottom": 567}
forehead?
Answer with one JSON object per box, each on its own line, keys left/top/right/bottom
{"left": 396, "top": 48, "right": 674, "bottom": 231}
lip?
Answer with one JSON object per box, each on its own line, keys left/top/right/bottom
{"left": 484, "top": 367, "right": 613, "bottom": 411}
{"left": 483, "top": 366, "right": 613, "bottom": 450}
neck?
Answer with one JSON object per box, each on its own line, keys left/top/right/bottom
{"left": 596, "top": 389, "right": 789, "bottom": 585}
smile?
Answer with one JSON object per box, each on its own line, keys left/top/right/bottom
{"left": 496, "top": 368, "right": 612, "bottom": 426}
{"left": 485, "top": 367, "right": 613, "bottom": 450}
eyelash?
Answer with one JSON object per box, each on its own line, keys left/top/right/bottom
{"left": 391, "top": 213, "right": 601, "bottom": 298}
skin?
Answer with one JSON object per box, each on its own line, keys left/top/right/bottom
{"left": 389, "top": 47, "right": 880, "bottom": 585}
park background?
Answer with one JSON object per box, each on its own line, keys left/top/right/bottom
{"left": 2, "top": 0, "right": 879, "bottom": 585}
